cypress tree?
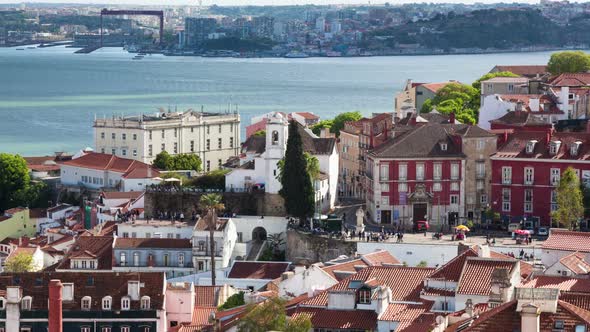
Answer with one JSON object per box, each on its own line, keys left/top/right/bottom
{"left": 280, "top": 120, "right": 315, "bottom": 224}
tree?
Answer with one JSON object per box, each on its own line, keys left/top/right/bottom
{"left": 4, "top": 252, "right": 34, "bottom": 272}
{"left": 276, "top": 153, "right": 320, "bottom": 182}
{"left": 552, "top": 167, "right": 584, "bottom": 230}
{"left": 421, "top": 83, "right": 479, "bottom": 124}
{"left": 311, "top": 119, "right": 333, "bottom": 136}
{"left": 416, "top": 260, "right": 428, "bottom": 267}
{"left": 238, "top": 297, "right": 311, "bottom": 332}
{"left": 331, "top": 111, "right": 362, "bottom": 136}
{"left": 547, "top": 51, "right": 590, "bottom": 75}
{"left": 191, "top": 169, "right": 230, "bottom": 190}
{"left": 0, "top": 153, "right": 31, "bottom": 211}
{"left": 279, "top": 121, "right": 315, "bottom": 224}
{"left": 199, "top": 193, "right": 225, "bottom": 286}
{"left": 152, "top": 151, "right": 173, "bottom": 170}
{"left": 218, "top": 292, "right": 245, "bottom": 310}
{"left": 253, "top": 130, "right": 266, "bottom": 137}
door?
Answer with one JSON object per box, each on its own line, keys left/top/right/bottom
{"left": 413, "top": 203, "right": 427, "bottom": 222}
{"left": 380, "top": 210, "right": 391, "bottom": 224}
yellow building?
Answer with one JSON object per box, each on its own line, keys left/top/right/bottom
{"left": 0, "top": 208, "right": 36, "bottom": 242}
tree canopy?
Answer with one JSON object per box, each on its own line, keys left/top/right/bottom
{"left": 547, "top": 51, "right": 590, "bottom": 75}
{"left": 421, "top": 83, "right": 478, "bottom": 124}
{"left": 238, "top": 297, "right": 311, "bottom": 332}
{"left": 153, "top": 151, "right": 202, "bottom": 172}
{"left": 280, "top": 120, "right": 315, "bottom": 222}
{"left": 0, "top": 153, "right": 50, "bottom": 211}
{"left": 311, "top": 111, "right": 363, "bottom": 137}
{"left": 4, "top": 252, "right": 34, "bottom": 272}
{"left": 552, "top": 167, "right": 584, "bottom": 230}
{"left": 190, "top": 169, "right": 230, "bottom": 190}
{"left": 218, "top": 292, "right": 245, "bottom": 310}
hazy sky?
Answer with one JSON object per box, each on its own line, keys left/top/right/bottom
{"left": 0, "top": 0, "right": 539, "bottom": 5}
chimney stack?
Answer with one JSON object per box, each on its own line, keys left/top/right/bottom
{"left": 48, "top": 279, "right": 63, "bottom": 332}
{"left": 449, "top": 112, "right": 456, "bottom": 124}
{"left": 520, "top": 303, "right": 540, "bottom": 332}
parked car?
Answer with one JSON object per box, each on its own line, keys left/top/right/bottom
{"left": 537, "top": 227, "right": 549, "bottom": 237}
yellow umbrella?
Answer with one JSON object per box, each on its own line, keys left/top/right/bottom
{"left": 456, "top": 225, "right": 470, "bottom": 232}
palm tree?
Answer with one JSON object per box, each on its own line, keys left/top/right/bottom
{"left": 199, "top": 193, "right": 225, "bottom": 286}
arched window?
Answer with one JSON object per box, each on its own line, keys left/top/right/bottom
{"left": 81, "top": 296, "right": 91, "bottom": 310}
{"left": 21, "top": 296, "right": 32, "bottom": 310}
{"left": 140, "top": 296, "right": 150, "bottom": 310}
{"left": 120, "top": 252, "right": 127, "bottom": 267}
{"left": 133, "top": 252, "right": 140, "bottom": 267}
{"left": 121, "top": 296, "right": 131, "bottom": 310}
{"left": 102, "top": 296, "right": 112, "bottom": 310}
{"left": 272, "top": 131, "right": 279, "bottom": 145}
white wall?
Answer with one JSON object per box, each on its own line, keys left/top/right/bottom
{"left": 357, "top": 242, "right": 459, "bottom": 267}
{"left": 478, "top": 95, "right": 515, "bottom": 130}
{"left": 232, "top": 216, "right": 289, "bottom": 243}
{"left": 276, "top": 264, "right": 336, "bottom": 297}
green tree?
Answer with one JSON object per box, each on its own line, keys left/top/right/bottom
{"left": 0, "top": 153, "right": 31, "bottom": 211}
{"left": 12, "top": 182, "right": 51, "bottom": 208}
{"left": 416, "top": 260, "right": 428, "bottom": 267}
{"left": 547, "top": 51, "right": 590, "bottom": 75}
{"left": 421, "top": 83, "right": 479, "bottom": 124}
{"left": 218, "top": 292, "right": 245, "bottom": 310}
{"left": 199, "top": 193, "right": 225, "bottom": 286}
{"left": 552, "top": 167, "right": 584, "bottom": 230}
{"left": 280, "top": 121, "right": 315, "bottom": 224}
{"left": 170, "top": 153, "right": 202, "bottom": 172}
{"left": 331, "top": 111, "right": 363, "bottom": 136}
{"left": 311, "top": 120, "right": 333, "bottom": 136}
{"left": 4, "top": 252, "right": 34, "bottom": 272}
{"left": 253, "top": 130, "right": 266, "bottom": 137}
{"left": 191, "top": 169, "right": 230, "bottom": 190}
{"left": 238, "top": 297, "right": 311, "bottom": 332}
{"left": 152, "top": 151, "right": 173, "bottom": 170}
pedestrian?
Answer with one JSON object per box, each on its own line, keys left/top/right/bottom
{"left": 519, "top": 249, "right": 524, "bottom": 258}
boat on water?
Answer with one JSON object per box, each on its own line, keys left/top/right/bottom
{"left": 132, "top": 55, "right": 144, "bottom": 60}
{"left": 27, "top": 46, "right": 36, "bottom": 49}
{"left": 284, "top": 51, "right": 309, "bottom": 58}
{"left": 16, "top": 48, "right": 25, "bottom": 50}
{"left": 138, "top": 52, "right": 147, "bottom": 56}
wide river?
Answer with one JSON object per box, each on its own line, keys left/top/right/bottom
{"left": 0, "top": 46, "right": 555, "bottom": 156}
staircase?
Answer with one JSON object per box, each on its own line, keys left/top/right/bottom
{"left": 245, "top": 241, "right": 265, "bottom": 261}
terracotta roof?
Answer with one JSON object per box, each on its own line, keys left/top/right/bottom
{"left": 101, "top": 191, "right": 144, "bottom": 200}
{"left": 421, "top": 287, "right": 455, "bottom": 297}
{"left": 559, "top": 252, "right": 590, "bottom": 275}
{"left": 0, "top": 272, "right": 165, "bottom": 311}
{"left": 519, "top": 261, "right": 534, "bottom": 280}
{"left": 421, "top": 81, "right": 456, "bottom": 93}
{"left": 543, "top": 229, "right": 590, "bottom": 253}
{"left": 380, "top": 301, "right": 436, "bottom": 331}
{"left": 180, "top": 306, "right": 216, "bottom": 331}
{"left": 322, "top": 258, "right": 367, "bottom": 281}
{"left": 493, "top": 65, "right": 548, "bottom": 78}
{"left": 293, "top": 112, "right": 319, "bottom": 120}
{"left": 195, "top": 285, "right": 222, "bottom": 307}
{"left": 291, "top": 307, "right": 377, "bottom": 330}
{"left": 482, "top": 76, "right": 529, "bottom": 84}
{"left": 428, "top": 248, "right": 478, "bottom": 282}
{"left": 361, "top": 249, "right": 401, "bottom": 266}
{"left": 521, "top": 275, "right": 590, "bottom": 293}
{"left": 561, "top": 292, "right": 590, "bottom": 311}
{"left": 489, "top": 111, "right": 551, "bottom": 127}
{"left": 114, "top": 237, "right": 191, "bottom": 249}
{"left": 56, "top": 236, "right": 113, "bottom": 270}
{"left": 493, "top": 131, "right": 590, "bottom": 160}
{"left": 227, "top": 261, "right": 290, "bottom": 280}
{"left": 241, "top": 135, "right": 266, "bottom": 154}
{"left": 456, "top": 258, "right": 517, "bottom": 296}
{"left": 302, "top": 266, "right": 435, "bottom": 307}
{"left": 194, "top": 217, "right": 229, "bottom": 231}
{"left": 62, "top": 153, "right": 159, "bottom": 179}
{"left": 549, "top": 73, "right": 590, "bottom": 87}
{"left": 296, "top": 122, "right": 336, "bottom": 155}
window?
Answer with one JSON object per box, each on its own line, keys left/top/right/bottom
{"left": 174, "top": 142, "right": 178, "bottom": 154}
{"left": 380, "top": 164, "right": 389, "bottom": 181}
{"left": 230, "top": 137, "right": 234, "bottom": 148}
{"left": 161, "top": 130, "right": 165, "bottom": 139}
{"left": 120, "top": 252, "right": 126, "bottom": 267}
{"left": 206, "top": 139, "right": 210, "bottom": 150}
{"left": 21, "top": 296, "right": 32, "bottom": 310}
{"left": 174, "top": 128, "right": 177, "bottom": 138}
{"left": 450, "top": 195, "right": 459, "bottom": 205}
{"left": 433, "top": 163, "right": 442, "bottom": 180}
{"left": 198, "top": 241, "right": 205, "bottom": 251}
{"left": 524, "top": 167, "right": 534, "bottom": 185}
{"left": 477, "top": 139, "right": 485, "bottom": 151}
{"left": 133, "top": 149, "right": 137, "bottom": 157}
{"left": 179, "top": 253, "right": 185, "bottom": 267}
{"left": 161, "top": 143, "right": 165, "bottom": 152}
{"left": 133, "top": 252, "right": 139, "bottom": 267}
{"left": 101, "top": 132, "right": 105, "bottom": 139}
{"left": 190, "top": 140, "right": 194, "bottom": 152}
{"left": 122, "top": 133, "right": 126, "bottom": 140}
{"left": 358, "top": 289, "right": 371, "bottom": 304}
{"left": 0, "top": 296, "right": 5, "bottom": 310}
{"left": 121, "top": 297, "right": 131, "bottom": 310}
{"left": 121, "top": 327, "right": 130, "bottom": 332}
{"left": 575, "top": 325, "right": 586, "bottom": 332}
{"left": 476, "top": 180, "right": 484, "bottom": 190}
{"left": 416, "top": 163, "right": 425, "bottom": 181}
{"left": 451, "top": 163, "right": 459, "bottom": 180}
{"left": 63, "top": 283, "right": 74, "bottom": 301}
{"left": 508, "top": 83, "right": 514, "bottom": 92}
{"left": 207, "top": 125, "right": 210, "bottom": 134}
{"left": 111, "top": 149, "right": 116, "bottom": 155}
{"left": 148, "top": 145, "right": 153, "bottom": 156}
{"left": 82, "top": 260, "right": 87, "bottom": 269}
{"left": 149, "top": 130, "right": 152, "bottom": 140}
{"left": 81, "top": 296, "right": 91, "bottom": 310}
{"left": 101, "top": 148, "right": 105, "bottom": 153}
{"left": 551, "top": 190, "right": 558, "bottom": 211}
{"left": 440, "top": 143, "right": 447, "bottom": 151}
{"left": 101, "top": 328, "right": 112, "bottom": 332}
{"left": 476, "top": 162, "right": 485, "bottom": 178}
{"left": 380, "top": 183, "right": 389, "bottom": 192}
{"left": 551, "top": 168, "right": 561, "bottom": 186}
{"left": 218, "top": 138, "right": 222, "bottom": 149}
{"left": 433, "top": 183, "right": 442, "bottom": 192}
{"left": 218, "top": 124, "right": 222, "bottom": 133}
{"left": 451, "top": 182, "right": 459, "bottom": 191}
{"left": 163, "top": 254, "right": 169, "bottom": 267}
{"left": 121, "top": 149, "right": 127, "bottom": 156}
{"left": 398, "top": 164, "right": 407, "bottom": 181}
{"left": 524, "top": 189, "right": 533, "bottom": 213}
{"left": 381, "top": 196, "right": 389, "bottom": 206}
{"left": 133, "top": 134, "right": 137, "bottom": 140}
{"left": 549, "top": 141, "right": 561, "bottom": 155}
{"left": 502, "top": 167, "right": 512, "bottom": 185}
{"left": 218, "top": 159, "right": 222, "bottom": 168}
{"left": 554, "top": 320, "right": 565, "bottom": 329}
{"left": 81, "top": 328, "right": 91, "bottom": 332}
{"left": 112, "top": 133, "right": 116, "bottom": 139}
{"left": 571, "top": 141, "right": 582, "bottom": 156}
{"left": 480, "top": 194, "right": 488, "bottom": 204}
{"left": 140, "top": 296, "right": 150, "bottom": 310}
{"left": 502, "top": 188, "right": 511, "bottom": 212}
{"left": 526, "top": 140, "right": 537, "bottom": 154}
{"left": 398, "top": 183, "right": 407, "bottom": 193}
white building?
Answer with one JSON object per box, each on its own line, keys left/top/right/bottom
{"left": 60, "top": 152, "right": 161, "bottom": 192}
{"left": 96, "top": 191, "right": 145, "bottom": 225}
{"left": 93, "top": 110, "right": 241, "bottom": 171}
{"left": 225, "top": 113, "right": 339, "bottom": 212}
{"left": 230, "top": 215, "right": 289, "bottom": 260}
{"left": 117, "top": 218, "right": 193, "bottom": 240}
{"left": 192, "top": 217, "right": 237, "bottom": 272}
{"left": 478, "top": 94, "right": 565, "bottom": 130}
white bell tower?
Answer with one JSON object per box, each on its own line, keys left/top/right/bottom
{"left": 264, "top": 112, "right": 288, "bottom": 194}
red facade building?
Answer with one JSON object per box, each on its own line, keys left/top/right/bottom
{"left": 491, "top": 127, "right": 590, "bottom": 227}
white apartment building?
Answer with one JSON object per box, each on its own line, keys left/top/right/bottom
{"left": 94, "top": 110, "right": 241, "bottom": 171}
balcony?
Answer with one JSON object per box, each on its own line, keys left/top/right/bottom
{"left": 476, "top": 172, "right": 486, "bottom": 180}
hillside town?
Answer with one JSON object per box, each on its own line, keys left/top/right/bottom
{"left": 6, "top": 54, "right": 590, "bottom": 332}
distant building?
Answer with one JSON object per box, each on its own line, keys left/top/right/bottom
{"left": 0, "top": 208, "right": 36, "bottom": 243}
{"left": 252, "top": 16, "right": 275, "bottom": 39}
{"left": 93, "top": 110, "right": 240, "bottom": 171}
{"left": 185, "top": 17, "right": 217, "bottom": 47}
{"left": 192, "top": 217, "right": 237, "bottom": 273}
{"left": 290, "top": 112, "right": 320, "bottom": 127}
{"left": 415, "top": 81, "right": 458, "bottom": 112}
{"left": 480, "top": 76, "right": 529, "bottom": 104}
{"left": 479, "top": 94, "right": 564, "bottom": 130}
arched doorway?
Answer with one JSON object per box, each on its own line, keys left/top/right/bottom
{"left": 252, "top": 227, "right": 267, "bottom": 241}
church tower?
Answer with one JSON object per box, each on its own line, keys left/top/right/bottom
{"left": 264, "top": 112, "right": 289, "bottom": 194}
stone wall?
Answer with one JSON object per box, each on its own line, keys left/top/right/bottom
{"left": 144, "top": 191, "right": 286, "bottom": 218}
{"left": 286, "top": 229, "right": 357, "bottom": 265}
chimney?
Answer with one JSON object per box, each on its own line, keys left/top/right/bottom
{"left": 520, "top": 303, "right": 540, "bottom": 332}
{"left": 477, "top": 244, "right": 490, "bottom": 258}
{"left": 449, "top": 112, "right": 456, "bottom": 124}
{"left": 489, "top": 268, "right": 511, "bottom": 308}
{"left": 48, "top": 279, "right": 63, "bottom": 332}
{"left": 457, "top": 242, "right": 470, "bottom": 255}
{"left": 465, "top": 299, "right": 474, "bottom": 317}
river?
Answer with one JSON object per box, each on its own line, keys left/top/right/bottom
{"left": 0, "top": 46, "right": 554, "bottom": 155}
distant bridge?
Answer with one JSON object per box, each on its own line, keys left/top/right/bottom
{"left": 100, "top": 9, "right": 164, "bottom": 47}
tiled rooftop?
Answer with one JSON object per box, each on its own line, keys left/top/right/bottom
{"left": 542, "top": 229, "right": 590, "bottom": 253}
